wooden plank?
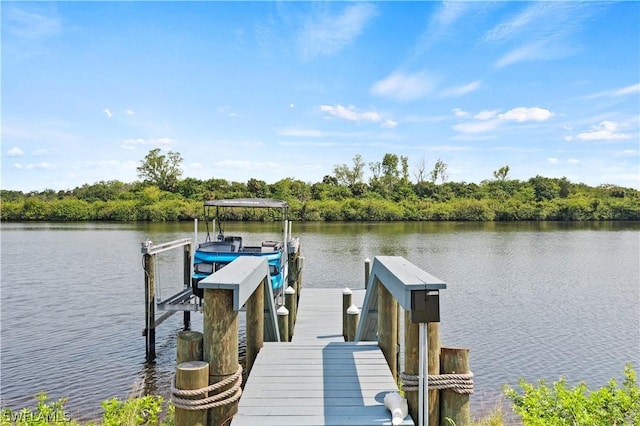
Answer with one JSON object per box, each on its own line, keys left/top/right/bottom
{"left": 233, "top": 288, "right": 414, "bottom": 426}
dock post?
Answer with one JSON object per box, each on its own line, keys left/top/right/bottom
{"left": 277, "top": 306, "right": 290, "bottom": 342}
{"left": 342, "top": 287, "right": 352, "bottom": 341}
{"left": 203, "top": 288, "right": 240, "bottom": 426}
{"left": 346, "top": 304, "right": 360, "bottom": 342}
{"left": 378, "top": 280, "right": 398, "bottom": 379}
{"left": 144, "top": 253, "right": 156, "bottom": 362}
{"left": 428, "top": 323, "right": 441, "bottom": 426}
{"left": 175, "top": 361, "right": 209, "bottom": 426}
{"left": 246, "top": 278, "right": 265, "bottom": 376}
{"left": 285, "top": 285, "right": 296, "bottom": 338}
{"left": 364, "top": 258, "right": 371, "bottom": 289}
{"left": 177, "top": 330, "right": 203, "bottom": 365}
{"left": 404, "top": 314, "right": 440, "bottom": 426}
{"left": 440, "top": 347, "right": 471, "bottom": 426}
{"left": 183, "top": 243, "right": 192, "bottom": 330}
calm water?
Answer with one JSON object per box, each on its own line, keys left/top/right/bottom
{"left": 1, "top": 221, "right": 639, "bottom": 421}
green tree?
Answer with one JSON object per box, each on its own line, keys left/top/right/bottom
{"left": 333, "top": 154, "right": 365, "bottom": 186}
{"left": 493, "top": 165, "right": 510, "bottom": 181}
{"left": 430, "top": 158, "right": 448, "bottom": 184}
{"left": 137, "top": 148, "right": 183, "bottom": 192}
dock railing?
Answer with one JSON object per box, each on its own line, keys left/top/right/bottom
{"left": 172, "top": 256, "right": 286, "bottom": 426}
{"left": 354, "top": 256, "right": 472, "bottom": 426}
{"left": 142, "top": 238, "right": 194, "bottom": 362}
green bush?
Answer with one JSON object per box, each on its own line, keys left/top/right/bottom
{"left": 504, "top": 364, "right": 640, "bottom": 425}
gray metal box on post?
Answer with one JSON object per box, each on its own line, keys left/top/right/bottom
{"left": 410, "top": 290, "right": 440, "bottom": 323}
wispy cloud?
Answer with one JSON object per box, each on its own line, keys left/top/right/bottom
{"left": 371, "top": 71, "right": 438, "bottom": 102}
{"left": 120, "top": 137, "right": 176, "bottom": 150}
{"left": 439, "top": 81, "right": 481, "bottom": 98}
{"left": 299, "top": 3, "right": 377, "bottom": 60}
{"left": 585, "top": 83, "right": 640, "bottom": 99}
{"left": 453, "top": 106, "right": 554, "bottom": 134}
{"left": 483, "top": 2, "right": 600, "bottom": 68}
{"left": 4, "top": 6, "right": 61, "bottom": 39}
{"left": 7, "top": 147, "right": 24, "bottom": 157}
{"left": 12, "top": 162, "right": 55, "bottom": 170}
{"left": 569, "top": 120, "right": 633, "bottom": 142}
{"left": 319, "top": 104, "right": 389, "bottom": 126}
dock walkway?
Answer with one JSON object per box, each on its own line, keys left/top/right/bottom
{"left": 232, "top": 288, "right": 414, "bottom": 426}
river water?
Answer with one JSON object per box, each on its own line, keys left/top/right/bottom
{"left": 1, "top": 221, "right": 638, "bottom": 421}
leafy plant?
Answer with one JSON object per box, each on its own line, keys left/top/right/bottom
{"left": 504, "top": 364, "right": 640, "bottom": 425}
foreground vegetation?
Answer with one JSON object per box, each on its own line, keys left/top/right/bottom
{"left": 2, "top": 365, "right": 637, "bottom": 425}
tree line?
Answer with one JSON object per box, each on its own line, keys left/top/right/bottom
{"left": 1, "top": 149, "right": 638, "bottom": 221}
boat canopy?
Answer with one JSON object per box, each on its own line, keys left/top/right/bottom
{"left": 203, "top": 198, "right": 288, "bottom": 209}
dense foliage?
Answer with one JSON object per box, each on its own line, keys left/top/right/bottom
{"left": 504, "top": 364, "right": 640, "bottom": 425}
{"left": 1, "top": 151, "right": 638, "bottom": 221}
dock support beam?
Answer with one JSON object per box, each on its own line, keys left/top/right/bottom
{"left": 378, "top": 278, "right": 398, "bottom": 379}
{"left": 440, "top": 347, "right": 470, "bottom": 426}
{"left": 203, "top": 288, "right": 239, "bottom": 426}
{"left": 246, "top": 278, "right": 265, "bottom": 376}
{"left": 144, "top": 253, "right": 156, "bottom": 362}
{"left": 183, "top": 243, "right": 192, "bottom": 330}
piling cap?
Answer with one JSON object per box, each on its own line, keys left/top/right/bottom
{"left": 347, "top": 304, "right": 360, "bottom": 315}
{"left": 277, "top": 306, "right": 290, "bottom": 315}
{"left": 342, "top": 287, "right": 352, "bottom": 295}
{"left": 285, "top": 286, "right": 296, "bottom": 294}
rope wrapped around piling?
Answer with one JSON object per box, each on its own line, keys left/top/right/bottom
{"left": 400, "top": 371, "right": 474, "bottom": 394}
{"left": 171, "top": 365, "right": 243, "bottom": 410}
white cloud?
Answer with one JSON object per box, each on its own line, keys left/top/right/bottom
{"left": 452, "top": 108, "right": 469, "bottom": 118}
{"left": 474, "top": 110, "right": 498, "bottom": 120}
{"left": 370, "top": 71, "right": 437, "bottom": 101}
{"left": 575, "top": 121, "right": 632, "bottom": 141}
{"left": 13, "top": 162, "right": 55, "bottom": 170}
{"left": 548, "top": 158, "right": 559, "bottom": 165}
{"left": 299, "top": 3, "right": 377, "bottom": 60}
{"left": 382, "top": 119, "right": 398, "bottom": 129}
{"left": 453, "top": 119, "right": 501, "bottom": 134}
{"left": 568, "top": 158, "right": 580, "bottom": 164}
{"left": 125, "top": 109, "right": 135, "bottom": 116}
{"left": 453, "top": 106, "right": 554, "bottom": 134}
{"left": 498, "top": 107, "right": 554, "bottom": 122}
{"left": 103, "top": 108, "right": 113, "bottom": 118}
{"left": 7, "top": 147, "right": 24, "bottom": 156}
{"left": 439, "top": 81, "right": 481, "bottom": 97}
{"left": 319, "top": 104, "right": 382, "bottom": 123}
{"left": 121, "top": 137, "right": 176, "bottom": 150}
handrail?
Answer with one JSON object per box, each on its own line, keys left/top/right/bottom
{"left": 355, "top": 256, "right": 446, "bottom": 341}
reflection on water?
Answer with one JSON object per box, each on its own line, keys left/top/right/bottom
{"left": 1, "top": 221, "right": 638, "bottom": 422}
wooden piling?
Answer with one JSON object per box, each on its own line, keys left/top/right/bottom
{"left": 404, "top": 312, "right": 441, "bottom": 426}
{"left": 346, "top": 304, "right": 360, "bottom": 342}
{"left": 203, "top": 288, "right": 238, "bottom": 426}
{"left": 378, "top": 280, "right": 398, "bottom": 379}
{"left": 177, "top": 330, "right": 203, "bottom": 365}
{"left": 246, "top": 279, "right": 264, "bottom": 376}
{"left": 342, "top": 287, "right": 352, "bottom": 341}
{"left": 440, "top": 347, "right": 471, "bottom": 426}
{"left": 175, "top": 361, "right": 209, "bottom": 426}
{"left": 144, "top": 253, "right": 156, "bottom": 362}
{"left": 428, "top": 323, "right": 441, "bottom": 426}
{"left": 285, "top": 285, "right": 296, "bottom": 338}
{"left": 404, "top": 311, "right": 419, "bottom": 424}
{"left": 277, "top": 306, "right": 289, "bottom": 342}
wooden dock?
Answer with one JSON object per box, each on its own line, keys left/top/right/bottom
{"left": 231, "top": 288, "right": 414, "bottom": 426}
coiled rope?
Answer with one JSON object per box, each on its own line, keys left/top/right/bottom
{"left": 171, "top": 365, "right": 243, "bottom": 410}
{"left": 400, "top": 371, "right": 474, "bottom": 394}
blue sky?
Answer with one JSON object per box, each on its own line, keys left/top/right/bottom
{"left": 2, "top": 1, "right": 639, "bottom": 192}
